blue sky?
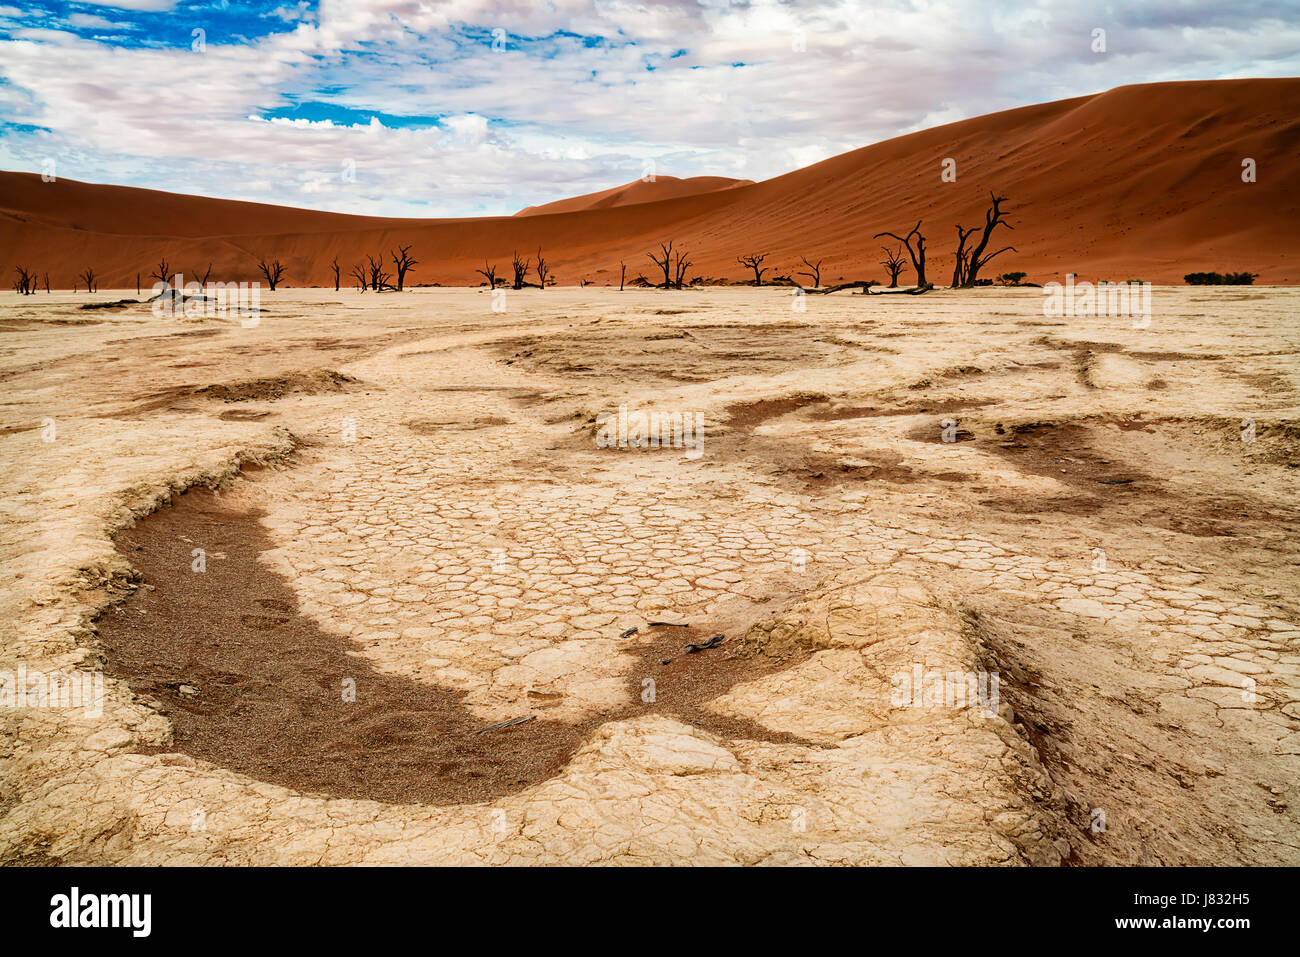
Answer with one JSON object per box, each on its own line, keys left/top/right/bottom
{"left": 1, "top": 1, "right": 1297, "bottom": 217}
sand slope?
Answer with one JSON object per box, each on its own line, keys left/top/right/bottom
{"left": 514, "top": 175, "right": 754, "bottom": 217}
{"left": 1, "top": 78, "right": 1297, "bottom": 287}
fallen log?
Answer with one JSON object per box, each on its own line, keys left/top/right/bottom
{"left": 794, "top": 280, "right": 878, "bottom": 295}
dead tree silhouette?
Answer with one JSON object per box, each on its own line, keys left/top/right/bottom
{"left": 737, "top": 253, "right": 769, "bottom": 286}
{"left": 958, "top": 193, "right": 1015, "bottom": 287}
{"left": 796, "top": 256, "right": 823, "bottom": 288}
{"left": 880, "top": 246, "right": 907, "bottom": 287}
{"left": 390, "top": 245, "right": 417, "bottom": 290}
{"left": 476, "top": 261, "right": 500, "bottom": 289}
{"left": 256, "top": 259, "right": 286, "bottom": 291}
{"left": 874, "top": 221, "right": 929, "bottom": 289}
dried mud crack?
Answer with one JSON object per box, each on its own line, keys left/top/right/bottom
{"left": 98, "top": 480, "right": 813, "bottom": 806}
{"left": 4, "top": 287, "right": 1297, "bottom": 866}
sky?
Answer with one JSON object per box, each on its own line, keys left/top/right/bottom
{"left": 1, "top": 1, "right": 1297, "bottom": 218}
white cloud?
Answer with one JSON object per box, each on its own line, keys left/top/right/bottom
{"left": 64, "top": 13, "right": 128, "bottom": 30}
{"left": 0, "top": 0, "right": 1297, "bottom": 216}
{"left": 78, "top": 1, "right": 179, "bottom": 11}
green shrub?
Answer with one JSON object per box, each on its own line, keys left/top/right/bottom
{"left": 1184, "top": 271, "right": 1258, "bottom": 285}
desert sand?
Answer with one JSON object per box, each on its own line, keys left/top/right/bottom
{"left": 2, "top": 78, "right": 1297, "bottom": 289}
{"left": 0, "top": 284, "right": 1296, "bottom": 865}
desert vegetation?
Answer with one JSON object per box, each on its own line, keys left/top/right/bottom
{"left": 1184, "top": 271, "right": 1258, "bottom": 285}
{"left": 150, "top": 257, "right": 176, "bottom": 288}
{"left": 476, "top": 260, "right": 501, "bottom": 290}
{"left": 390, "top": 246, "right": 417, "bottom": 291}
{"left": 366, "top": 255, "right": 391, "bottom": 292}
{"left": 880, "top": 246, "right": 907, "bottom": 287}
{"left": 11, "top": 266, "right": 38, "bottom": 295}
{"left": 257, "top": 259, "right": 287, "bottom": 291}
{"left": 536, "top": 248, "right": 551, "bottom": 288}
{"left": 796, "top": 256, "right": 823, "bottom": 288}
{"left": 646, "top": 241, "right": 693, "bottom": 289}
{"left": 874, "top": 221, "right": 929, "bottom": 289}
{"left": 737, "top": 253, "right": 769, "bottom": 286}
{"left": 951, "top": 193, "right": 1015, "bottom": 288}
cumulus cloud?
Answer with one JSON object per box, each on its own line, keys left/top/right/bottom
{"left": 0, "top": 0, "right": 1297, "bottom": 216}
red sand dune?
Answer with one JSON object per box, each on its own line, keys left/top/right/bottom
{"left": 514, "top": 175, "right": 754, "bottom": 217}
{"left": 1, "top": 78, "right": 1297, "bottom": 288}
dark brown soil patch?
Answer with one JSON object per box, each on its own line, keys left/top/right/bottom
{"left": 114, "top": 368, "right": 359, "bottom": 416}
{"left": 810, "top": 398, "right": 993, "bottom": 420}
{"left": 217, "top": 409, "right": 272, "bottom": 421}
{"left": 407, "top": 416, "right": 510, "bottom": 433}
{"left": 195, "top": 368, "right": 357, "bottom": 403}
{"left": 98, "top": 484, "right": 810, "bottom": 805}
{"left": 724, "top": 394, "right": 826, "bottom": 431}
{"left": 978, "top": 421, "right": 1150, "bottom": 496}
{"left": 1127, "top": 351, "right": 1226, "bottom": 362}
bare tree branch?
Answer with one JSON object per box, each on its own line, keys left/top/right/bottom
{"left": 879, "top": 246, "right": 907, "bottom": 288}
{"left": 737, "top": 253, "right": 769, "bottom": 286}
{"left": 962, "top": 193, "right": 1015, "bottom": 286}
{"left": 647, "top": 241, "right": 674, "bottom": 288}
{"left": 873, "top": 221, "right": 929, "bottom": 288}
{"left": 796, "top": 256, "right": 822, "bottom": 288}
{"left": 476, "top": 260, "right": 500, "bottom": 289}
{"left": 390, "top": 245, "right": 417, "bottom": 291}
{"left": 256, "top": 258, "right": 286, "bottom": 291}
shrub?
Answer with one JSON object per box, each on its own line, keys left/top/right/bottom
{"left": 1184, "top": 271, "right": 1258, "bottom": 285}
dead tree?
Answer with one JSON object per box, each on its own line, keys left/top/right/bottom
{"left": 800, "top": 280, "right": 878, "bottom": 295}
{"left": 13, "top": 266, "right": 37, "bottom": 295}
{"left": 535, "top": 247, "right": 550, "bottom": 289}
{"left": 78, "top": 267, "right": 97, "bottom": 292}
{"left": 330, "top": 257, "right": 341, "bottom": 292}
{"left": 257, "top": 258, "right": 286, "bottom": 291}
{"left": 647, "top": 242, "right": 675, "bottom": 288}
{"left": 737, "top": 253, "right": 769, "bottom": 286}
{"left": 673, "top": 248, "right": 692, "bottom": 288}
{"left": 960, "top": 192, "right": 1016, "bottom": 287}
{"left": 796, "top": 256, "right": 823, "bottom": 289}
{"left": 349, "top": 263, "right": 368, "bottom": 291}
{"left": 150, "top": 257, "right": 174, "bottom": 287}
{"left": 390, "top": 245, "right": 417, "bottom": 290}
{"left": 510, "top": 250, "right": 531, "bottom": 290}
{"left": 950, "top": 226, "right": 977, "bottom": 288}
{"left": 874, "top": 221, "right": 929, "bottom": 289}
{"left": 476, "top": 261, "right": 500, "bottom": 289}
{"left": 880, "top": 246, "right": 907, "bottom": 288}
{"left": 365, "top": 254, "right": 391, "bottom": 291}
{"left": 43, "top": 273, "right": 51, "bottom": 294}
{"left": 619, "top": 261, "right": 626, "bottom": 291}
